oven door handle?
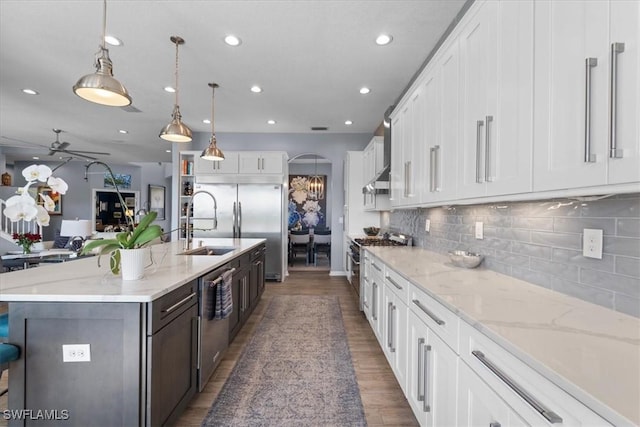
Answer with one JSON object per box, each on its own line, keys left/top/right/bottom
{"left": 348, "top": 253, "right": 360, "bottom": 266}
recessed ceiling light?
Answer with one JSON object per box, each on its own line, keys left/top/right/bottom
{"left": 164, "top": 86, "right": 176, "bottom": 93}
{"left": 345, "top": 120, "right": 353, "bottom": 125}
{"left": 250, "top": 85, "right": 262, "bottom": 93}
{"left": 165, "top": 150, "right": 171, "bottom": 153}
{"left": 224, "top": 35, "right": 242, "bottom": 46}
{"left": 104, "top": 35, "right": 123, "bottom": 46}
{"left": 359, "top": 87, "right": 371, "bottom": 94}
{"left": 267, "top": 119, "right": 276, "bottom": 125}
{"left": 375, "top": 34, "right": 393, "bottom": 46}
{"left": 118, "top": 129, "right": 128, "bottom": 134}
{"left": 203, "top": 119, "right": 211, "bottom": 124}
{"left": 22, "top": 88, "right": 38, "bottom": 95}
{"left": 32, "top": 156, "right": 39, "bottom": 160}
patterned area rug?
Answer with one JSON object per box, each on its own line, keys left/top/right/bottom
{"left": 201, "top": 295, "right": 367, "bottom": 427}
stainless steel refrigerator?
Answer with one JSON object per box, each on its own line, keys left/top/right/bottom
{"left": 191, "top": 183, "right": 285, "bottom": 281}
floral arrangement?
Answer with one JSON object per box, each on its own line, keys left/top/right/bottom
{"left": 3, "top": 164, "right": 68, "bottom": 226}
{"left": 12, "top": 232, "right": 41, "bottom": 254}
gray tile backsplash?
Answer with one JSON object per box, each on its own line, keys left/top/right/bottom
{"left": 389, "top": 193, "right": 640, "bottom": 318}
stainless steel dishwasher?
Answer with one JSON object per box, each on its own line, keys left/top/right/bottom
{"left": 197, "top": 266, "right": 235, "bottom": 391}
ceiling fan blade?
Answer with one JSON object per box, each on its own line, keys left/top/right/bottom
{"left": 56, "top": 151, "right": 97, "bottom": 161}
{"left": 64, "top": 149, "right": 111, "bottom": 156}
{"left": 55, "top": 141, "right": 70, "bottom": 150}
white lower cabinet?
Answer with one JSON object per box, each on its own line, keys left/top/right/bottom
{"left": 458, "top": 361, "right": 528, "bottom": 427}
{"left": 368, "top": 256, "right": 384, "bottom": 346}
{"left": 460, "top": 321, "right": 612, "bottom": 426}
{"left": 382, "top": 282, "right": 408, "bottom": 394}
{"left": 407, "top": 309, "right": 458, "bottom": 426}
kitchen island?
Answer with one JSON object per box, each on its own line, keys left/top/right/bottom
{"left": 0, "top": 238, "right": 266, "bottom": 427}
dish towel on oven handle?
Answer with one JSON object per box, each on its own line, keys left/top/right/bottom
{"left": 208, "top": 269, "right": 234, "bottom": 320}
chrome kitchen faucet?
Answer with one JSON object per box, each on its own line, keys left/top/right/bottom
{"left": 184, "top": 190, "right": 218, "bottom": 251}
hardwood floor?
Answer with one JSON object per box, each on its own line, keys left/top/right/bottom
{"left": 0, "top": 272, "right": 418, "bottom": 427}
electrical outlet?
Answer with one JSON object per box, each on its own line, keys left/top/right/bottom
{"left": 62, "top": 344, "right": 91, "bottom": 362}
{"left": 425, "top": 219, "right": 431, "bottom": 232}
{"left": 475, "top": 222, "right": 484, "bottom": 239}
{"left": 583, "top": 229, "right": 603, "bottom": 259}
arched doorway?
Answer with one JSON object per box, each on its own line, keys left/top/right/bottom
{"left": 287, "top": 153, "right": 332, "bottom": 272}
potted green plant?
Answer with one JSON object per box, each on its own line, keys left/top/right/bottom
{"left": 82, "top": 211, "right": 163, "bottom": 278}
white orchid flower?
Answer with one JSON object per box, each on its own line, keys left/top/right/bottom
{"left": 22, "top": 164, "right": 52, "bottom": 183}
{"left": 47, "top": 176, "right": 68, "bottom": 195}
{"left": 35, "top": 205, "right": 51, "bottom": 226}
{"left": 3, "top": 197, "right": 38, "bottom": 222}
{"left": 40, "top": 193, "right": 56, "bottom": 212}
{"left": 5, "top": 192, "right": 33, "bottom": 207}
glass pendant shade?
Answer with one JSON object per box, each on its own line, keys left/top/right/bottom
{"left": 73, "top": 0, "right": 131, "bottom": 107}
{"left": 200, "top": 82, "right": 225, "bottom": 161}
{"left": 159, "top": 36, "right": 192, "bottom": 142}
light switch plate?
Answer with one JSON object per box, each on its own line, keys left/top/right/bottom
{"left": 583, "top": 229, "right": 603, "bottom": 259}
{"left": 475, "top": 222, "right": 484, "bottom": 239}
{"left": 425, "top": 219, "right": 431, "bottom": 232}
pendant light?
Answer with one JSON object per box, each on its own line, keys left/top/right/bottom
{"left": 73, "top": 0, "right": 131, "bottom": 107}
{"left": 159, "top": 36, "right": 192, "bottom": 142}
{"left": 308, "top": 155, "right": 325, "bottom": 200}
{"left": 200, "top": 83, "right": 225, "bottom": 161}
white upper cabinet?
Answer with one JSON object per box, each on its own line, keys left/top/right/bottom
{"left": 194, "top": 151, "right": 239, "bottom": 175}
{"left": 534, "top": 0, "right": 640, "bottom": 191}
{"left": 458, "top": 0, "right": 533, "bottom": 199}
{"left": 238, "top": 152, "right": 285, "bottom": 174}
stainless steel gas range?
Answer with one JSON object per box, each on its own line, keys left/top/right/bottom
{"left": 347, "top": 233, "right": 412, "bottom": 309}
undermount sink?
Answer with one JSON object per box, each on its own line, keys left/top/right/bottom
{"left": 180, "top": 246, "right": 236, "bottom": 256}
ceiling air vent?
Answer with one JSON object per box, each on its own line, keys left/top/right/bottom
{"left": 311, "top": 126, "right": 328, "bottom": 131}
{"left": 120, "top": 105, "right": 142, "bottom": 113}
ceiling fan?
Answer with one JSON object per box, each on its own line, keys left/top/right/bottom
{"left": 48, "top": 129, "right": 110, "bottom": 160}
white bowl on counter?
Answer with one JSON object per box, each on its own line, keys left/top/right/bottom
{"left": 448, "top": 250, "right": 484, "bottom": 268}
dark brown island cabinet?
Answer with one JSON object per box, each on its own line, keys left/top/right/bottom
{"left": 5, "top": 241, "right": 266, "bottom": 427}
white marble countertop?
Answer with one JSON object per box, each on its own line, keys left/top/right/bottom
{"left": 365, "top": 246, "right": 640, "bottom": 426}
{"left": 0, "top": 238, "right": 265, "bottom": 303}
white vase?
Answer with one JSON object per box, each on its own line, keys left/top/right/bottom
{"left": 119, "top": 247, "right": 150, "bottom": 280}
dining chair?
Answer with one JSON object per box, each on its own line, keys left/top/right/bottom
{"left": 289, "top": 229, "right": 312, "bottom": 265}
{"left": 312, "top": 229, "right": 331, "bottom": 266}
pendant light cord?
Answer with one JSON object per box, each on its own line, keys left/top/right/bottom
{"left": 101, "top": 0, "right": 107, "bottom": 51}
{"left": 211, "top": 85, "right": 215, "bottom": 134}
{"left": 174, "top": 40, "right": 180, "bottom": 107}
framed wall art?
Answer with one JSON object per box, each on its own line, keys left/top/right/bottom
{"left": 149, "top": 184, "right": 166, "bottom": 220}
{"left": 37, "top": 185, "right": 62, "bottom": 215}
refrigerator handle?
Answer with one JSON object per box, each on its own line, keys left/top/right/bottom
{"left": 238, "top": 201, "right": 242, "bottom": 238}
{"left": 232, "top": 202, "right": 237, "bottom": 238}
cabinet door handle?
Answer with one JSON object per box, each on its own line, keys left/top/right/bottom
{"left": 372, "top": 282, "right": 377, "bottom": 320}
{"left": 489, "top": 423, "right": 501, "bottom": 427}
{"left": 476, "top": 120, "right": 485, "bottom": 183}
{"left": 386, "top": 275, "right": 402, "bottom": 290}
{"left": 387, "top": 302, "right": 393, "bottom": 350}
{"left": 407, "top": 161, "right": 412, "bottom": 196}
{"left": 429, "top": 147, "right": 436, "bottom": 192}
{"left": 163, "top": 292, "right": 196, "bottom": 314}
{"left": 472, "top": 350, "right": 563, "bottom": 423}
{"left": 423, "top": 344, "right": 431, "bottom": 413}
{"left": 412, "top": 299, "right": 445, "bottom": 325}
{"left": 403, "top": 162, "right": 408, "bottom": 197}
{"left": 372, "top": 262, "right": 382, "bottom": 272}
{"left": 417, "top": 338, "right": 425, "bottom": 403}
{"left": 584, "top": 57, "right": 598, "bottom": 162}
{"left": 609, "top": 42, "right": 625, "bottom": 158}
{"left": 484, "top": 116, "right": 493, "bottom": 182}
{"left": 434, "top": 145, "right": 440, "bottom": 192}
{"left": 390, "top": 305, "right": 396, "bottom": 353}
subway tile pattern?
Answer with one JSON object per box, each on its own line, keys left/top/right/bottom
{"left": 389, "top": 194, "right": 640, "bottom": 318}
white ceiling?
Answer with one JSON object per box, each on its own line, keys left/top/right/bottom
{"left": 0, "top": 0, "right": 466, "bottom": 165}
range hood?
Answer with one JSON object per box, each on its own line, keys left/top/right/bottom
{"left": 363, "top": 106, "right": 393, "bottom": 195}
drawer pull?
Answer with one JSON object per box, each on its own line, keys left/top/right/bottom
{"left": 163, "top": 292, "right": 196, "bottom": 314}
{"left": 489, "top": 423, "right": 501, "bottom": 427}
{"left": 472, "top": 350, "right": 563, "bottom": 424}
{"left": 412, "top": 299, "right": 445, "bottom": 325}
{"left": 372, "top": 262, "right": 382, "bottom": 272}
{"left": 386, "top": 275, "right": 402, "bottom": 290}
